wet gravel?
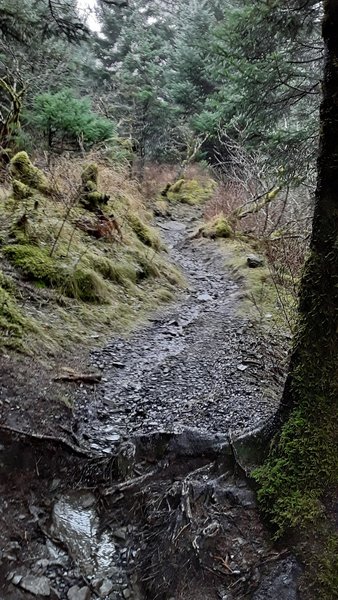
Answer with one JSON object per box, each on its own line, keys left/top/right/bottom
{"left": 77, "top": 208, "right": 287, "bottom": 453}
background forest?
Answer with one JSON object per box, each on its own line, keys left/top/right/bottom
{"left": 0, "top": 0, "right": 321, "bottom": 185}
{"left": 0, "top": 0, "right": 323, "bottom": 320}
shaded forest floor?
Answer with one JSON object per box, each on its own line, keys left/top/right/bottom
{"left": 0, "top": 204, "right": 301, "bottom": 600}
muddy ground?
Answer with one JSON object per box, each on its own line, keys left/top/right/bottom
{"left": 0, "top": 206, "right": 300, "bottom": 600}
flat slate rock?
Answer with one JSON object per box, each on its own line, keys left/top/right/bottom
{"left": 67, "top": 585, "right": 91, "bottom": 600}
{"left": 252, "top": 557, "right": 301, "bottom": 600}
{"left": 20, "top": 575, "right": 51, "bottom": 596}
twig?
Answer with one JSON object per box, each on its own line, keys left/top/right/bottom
{"left": 53, "top": 372, "right": 102, "bottom": 384}
{"left": 213, "top": 554, "right": 235, "bottom": 574}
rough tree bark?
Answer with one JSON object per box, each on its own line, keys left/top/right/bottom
{"left": 281, "top": 0, "right": 338, "bottom": 419}
{"left": 255, "top": 0, "right": 338, "bottom": 556}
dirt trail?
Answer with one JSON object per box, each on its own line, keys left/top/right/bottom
{"left": 77, "top": 205, "right": 285, "bottom": 453}
{"left": 0, "top": 206, "right": 300, "bottom": 600}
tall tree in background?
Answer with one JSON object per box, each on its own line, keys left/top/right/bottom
{"left": 169, "top": 1, "right": 217, "bottom": 121}
{"left": 199, "top": 0, "right": 323, "bottom": 185}
{"left": 256, "top": 1, "right": 338, "bottom": 581}
{"left": 95, "top": 0, "right": 176, "bottom": 171}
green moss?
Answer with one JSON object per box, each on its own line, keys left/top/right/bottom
{"left": 317, "top": 535, "right": 338, "bottom": 597}
{"left": 168, "top": 179, "right": 185, "bottom": 194}
{"left": 92, "top": 256, "right": 138, "bottom": 286}
{"left": 165, "top": 178, "right": 216, "bottom": 205}
{"left": 0, "top": 272, "right": 29, "bottom": 347}
{"left": 127, "top": 213, "right": 161, "bottom": 250}
{"left": 4, "top": 244, "right": 57, "bottom": 283}
{"left": 12, "top": 179, "right": 34, "bottom": 201}
{"left": 0, "top": 270, "right": 17, "bottom": 294}
{"left": 254, "top": 405, "right": 330, "bottom": 535}
{"left": 0, "top": 160, "right": 185, "bottom": 354}
{"left": 255, "top": 251, "right": 338, "bottom": 532}
{"left": 154, "top": 287, "right": 174, "bottom": 302}
{"left": 126, "top": 246, "right": 181, "bottom": 287}
{"left": 266, "top": 187, "right": 281, "bottom": 200}
{"left": 81, "top": 163, "right": 99, "bottom": 186}
{"left": 85, "top": 180, "right": 97, "bottom": 193}
{"left": 80, "top": 163, "right": 109, "bottom": 211}
{"left": 135, "top": 251, "right": 161, "bottom": 279}
{"left": 220, "top": 239, "right": 296, "bottom": 329}
{"left": 154, "top": 199, "right": 170, "bottom": 217}
{"left": 254, "top": 250, "right": 338, "bottom": 597}
{"left": 3, "top": 244, "right": 110, "bottom": 304}
{"left": 201, "top": 215, "right": 233, "bottom": 239}
{"left": 255, "top": 408, "right": 338, "bottom": 534}
{"left": 254, "top": 399, "right": 338, "bottom": 597}
{"left": 0, "top": 286, "right": 22, "bottom": 334}
{"left": 61, "top": 267, "right": 110, "bottom": 303}
{"left": 10, "top": 151, "right": 50, "bottom": 194}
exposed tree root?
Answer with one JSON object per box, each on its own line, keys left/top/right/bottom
{"left": 0, "top": 423, "right": 93, "bottom": 456}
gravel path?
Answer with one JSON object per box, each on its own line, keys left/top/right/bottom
{"left": 1, "top": 208, "right": 296, "bottom": 600}
{"left": 78, "top": 207, "right": 286, "bottom": 453}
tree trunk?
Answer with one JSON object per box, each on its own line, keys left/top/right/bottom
{"left": 255, "top": 1, "right": 338, "bottom": 548}
{"left": 280, "top": 1, "right": 338, "bottom": 419}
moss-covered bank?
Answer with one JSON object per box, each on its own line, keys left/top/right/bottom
{"left": 0, "top": 153, "right": 183, "bottom": 353}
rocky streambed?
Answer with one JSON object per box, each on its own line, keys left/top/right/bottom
{"left": 0, "top": 206, "right": 300, "bottom": 600}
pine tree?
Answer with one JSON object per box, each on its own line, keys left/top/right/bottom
{"left": 95, "top": 0, "right": 177, "bottom": 171}
{"left": 0, "top": 0, "right": 95, "bottom": 153}
{"left": 203, "top": 0, "right": 322, "bottom": 185}
{"left": 168, "top": 1, "right": 217, "bottom": 119}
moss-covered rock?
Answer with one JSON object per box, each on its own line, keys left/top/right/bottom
{"left": 127, "top": 213, "right": 161, "bottom": 250}
{"left": 154, "top": 199, "right": 170, "bottom": 217}
{"left": 3, "top": 244, "right": 109, "bottom": 304}
{"left": 81, "top": 163, "right": 99, "bottom": 186}
{"left": 164, "top": 178, "right": 216, "bottom": 205}
{"left": 80, "top": 163, "right": 110, "bottom": 211}
{"left": 200, "top": 215, "right": 233, "bottom": 239}
{"left": 61, "top": 267, "right": 109, "bottom": 303}
{"left": 0, "top": 156, "right": 184, "bottom": 354}
{"left": 10, "top": 152, "right": 50, "bottom": 194}
{"left": 168, "top": 179, "right": 185, "bottom": 194}
{"left": 4, "top": 244, "right": 57, "bottom": 284}
{"left": 135, "top": 250, "right": 161, "bottom": 279}
{"left": 93, "top": 256, "right": 138, "bottom": 285}
{"left": 12, "top": 179, "right": 34, "bottom": 201}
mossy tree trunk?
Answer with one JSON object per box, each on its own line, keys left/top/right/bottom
{"left": 255, "top": 0, "right": 338, "bottom": 542}
{"left": 281, "top": 2, "right": 338, "bottom": 414}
